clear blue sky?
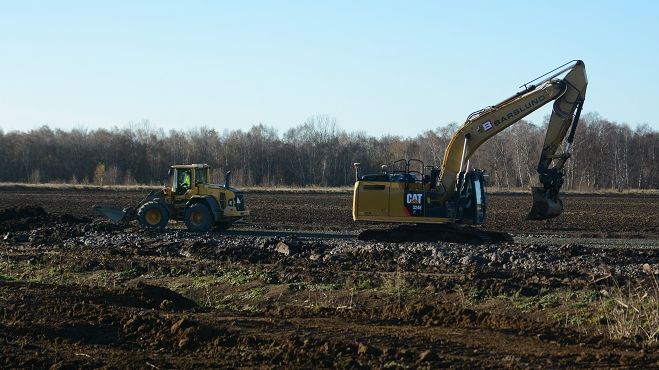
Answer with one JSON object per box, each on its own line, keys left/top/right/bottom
{"left": 1, "top": 1, "right": 658, "bottom": 137}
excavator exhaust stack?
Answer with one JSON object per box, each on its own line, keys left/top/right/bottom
{"left": 527, "top": 187, "right": 563, "bottom": 220}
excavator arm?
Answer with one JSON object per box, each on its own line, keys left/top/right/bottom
{"left": 529, "top": 61, "right": 587, "bottom": 219}
{"left": 438, "top": 60, "right": 588, "bottom": 220}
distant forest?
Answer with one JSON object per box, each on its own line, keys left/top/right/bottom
{"left": 0, "top": 113, "right": 657, "bottom": 190}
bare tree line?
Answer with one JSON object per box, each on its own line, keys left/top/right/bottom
{"left": 0, "top": 113, "right": 657, "bottom": 190}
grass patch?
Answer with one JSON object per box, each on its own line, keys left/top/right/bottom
{"left": 0, "top": 182, "right": 353, "bottom": 193}
{"left": 600, "top": 276, "right": 659, "bottom": 344}
{"left": 455, "top": 286, "right": 487, "bottom": 306}
{"left": 240, "top": 287, "right": 267, "bottom": 300}
{"left": 2, "top": 181, "right": 657, "bottom": 195}
{"left": 286, "top": 282, "right": 340, "bottom": 292}
{"left": 199, "top": 287, "right": 268, "bottom": 311}
{"left": 380, "top": 272, "right": 415, "bottom": 299}
{"left": 511, "top": 292, "right": 561, "bottom": 312}
{"left": 189, "top": 268, "right": 273, "bottom": 288}
{"left": 116, "top": 267, "right": 143, "bottom": 281}
{"left": 307, "top": 283, "right": 340, "bottom": 291}
{"left": 352, "top": 278, "right": 377, "bottom": 291}
{"left": 218, "top": 268, "right": 274, "bottom": 285}
{"left": 0, "top": 182, "right": 159, "bottom": 192}
{"left": 190, "top": 275, "right": 224, "bottom": 288}
{"left": 485, "top": 186, "right": 659, "bottom": 195}
{"left": 242, "top": 186, "right": 352, "bottom": 194}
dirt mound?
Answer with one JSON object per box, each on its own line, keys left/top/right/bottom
{"left": 122, "top": 282, "right": 197, "bottom": 310}
{"left": 0, "top": 205, "right": 48, "bottom": 221}
{"left": 0, "top": 205, "right": 90, "bottom": 233}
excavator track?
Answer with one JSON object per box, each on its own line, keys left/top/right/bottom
{"left": 358, "top": 224, "right": 513, "bottom": 244}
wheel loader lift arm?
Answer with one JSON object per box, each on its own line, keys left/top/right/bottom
{"left": 438, "top": 60, "right": 588, "bottom": 219}
{"left": 93, "top": 189, "right": 164, "bottom": 223}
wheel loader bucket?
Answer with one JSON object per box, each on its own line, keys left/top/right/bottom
{"left": 527, "top": 187, "right": 563, "bottom": 220}
{"left": 93, "top": 205, "right": 132, "bottom": 223}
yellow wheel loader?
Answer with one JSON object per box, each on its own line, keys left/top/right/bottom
{"left": 353, "top": 60, "right": 588, "bottom": 242}
{"left": 94, "top": 164, "right": 249, "bottom": 232}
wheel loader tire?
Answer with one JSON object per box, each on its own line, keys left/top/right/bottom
{"left": 137, "top": 201, "right": 169, "bottom": 229}
{"left": 184, "top": 203, "right": 213, "bottom": 232}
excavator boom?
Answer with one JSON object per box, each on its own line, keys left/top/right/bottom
{"left": 438, "top": 60, "right": 588, "bottom": 220}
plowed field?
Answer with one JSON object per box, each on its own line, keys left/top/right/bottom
{"left": 1, "top": 188, "right": 658, "bottom": 368}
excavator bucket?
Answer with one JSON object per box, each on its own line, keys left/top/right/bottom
{"left": 93, "top": 205, "right": 134, "bottom": 223}
{"left": 527, "top": 187, "right": 563, "bottom": 220}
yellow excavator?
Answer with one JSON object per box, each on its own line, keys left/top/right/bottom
{"left": 353, "top": 60, "right": 588, "bottom": 242}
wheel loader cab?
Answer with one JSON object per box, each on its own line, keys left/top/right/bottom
{"left": 169, "top": 165, "right": 211, "bottom": 196}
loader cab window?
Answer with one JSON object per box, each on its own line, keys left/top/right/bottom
{"left": 195, "top": 168, "right": 207, "bottom": 185}
{"left": 174, "top": 169, "right": 192, "bottom": 195}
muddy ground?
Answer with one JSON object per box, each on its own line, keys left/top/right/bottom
{"left": 0, "top": 189, "right": 658, "bottom": 368}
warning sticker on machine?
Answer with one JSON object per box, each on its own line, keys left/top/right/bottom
{"left": 405, "top": 191, "right": 424, "bottom": 216}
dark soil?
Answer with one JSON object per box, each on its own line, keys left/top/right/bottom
{"left": 0, "top": 188, "right": 657, "bottom": 368}
{"left": 1, "top": 188, "right": 657, "bottom": 237}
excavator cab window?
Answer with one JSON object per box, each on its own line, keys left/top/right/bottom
{"left": 473, "top": 175, "right": 485, "bottom": 223}
{"left": 473, "top": 178, "right": 482, "bottom": 206}
{"left": 455, "top": 170, "right": 486, "bottom": 224}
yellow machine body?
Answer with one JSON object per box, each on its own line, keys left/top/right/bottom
{"left": 353, "top": 60, "right": 588, "bottom": 226}
{"left": 353, "top": 181, "right": 451, "bottom": 224}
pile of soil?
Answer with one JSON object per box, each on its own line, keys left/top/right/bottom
{"left": 0, "top": 205, "right": 89, "bottom": 233}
